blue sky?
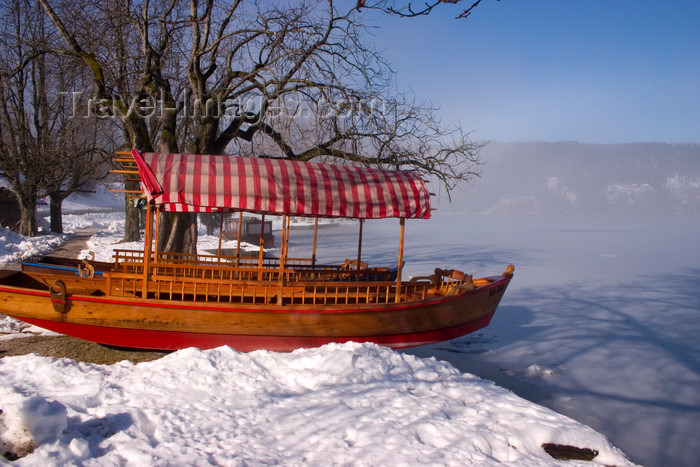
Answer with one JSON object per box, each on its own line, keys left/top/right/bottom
{"left": 369, "top": 0, "right": 700, "bottom": 143}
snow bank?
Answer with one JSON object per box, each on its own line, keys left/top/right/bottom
{"left": 0, "top": 227, "right": 66, "bottom": 267}
{"left": 0, "top": 343, "right": 634, "bottom": 466}
{"left": 0, "top": 212, "right": 127, "bottom": 267}
{"left": 60, "top": 212, "right": 124, "bottom": 232}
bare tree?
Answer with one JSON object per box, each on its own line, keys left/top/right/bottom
{"left": 42, "top": 147, "right": 113, "bottom": 234}
{"left": 33, "top": 48, "right": 115, "bottom": 234}
{"left": 0, "top": 0, "right": 56, "bottom": 236}
{"left": 39, "top": 0, "right": 484, "bottom": 253}
{"left": 0, "top": 0, "right": 115, "bottom": 236}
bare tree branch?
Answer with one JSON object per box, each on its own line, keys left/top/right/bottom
{"left": 385, "top": 0, "right": 494, "bottom": 20}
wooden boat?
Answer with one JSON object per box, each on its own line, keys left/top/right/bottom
{"left": 0, "top": 150, "right": 514, "bottom": 352}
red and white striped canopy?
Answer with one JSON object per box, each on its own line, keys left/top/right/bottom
{"left": 131, "top": 150, "right": 431, "bottom": 219}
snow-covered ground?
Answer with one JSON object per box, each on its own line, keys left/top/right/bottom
{"left": 0, "top": 342, "right": 633, "bottom": 466}
{"left": 0, "top": 228, "right": 67, "bottom": 266}
{"left": 2, "top": 206, "right": 698, "bottom": 466}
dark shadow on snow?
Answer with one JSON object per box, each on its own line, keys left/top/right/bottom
{"left": 66, "top": 412, "right": 144, "bottom": 458}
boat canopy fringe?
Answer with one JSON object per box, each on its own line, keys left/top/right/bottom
{"left": 131, "top": 150, "right": 431, "bottom": 219}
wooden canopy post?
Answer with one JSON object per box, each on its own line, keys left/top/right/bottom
{"left": 257, "top": 214, "right": 265, "bottom": 280}
{"left": 311, "top": 217, "right": 319, "bottom": 267}
{"left": 277, "top": 215, "right": 289, "bottom": 305}
{"left": 153, "top": 207, "right": 160, "bottom": 271}
{"left": 395, "top": 217, "right": 405, "bottom": 303}
{"left": 357, "top": 218, "right": 364, "bottom": 271}
{"left": 141, "top": 203, "right": 154, "bottom": 298}
{"left": 285, "top": 216, "right": 291, "bottom": 257}
{"left": 235, "top": 212, "right": 243, "bottom": 268}
{"left": 216, "top": 212, "right": 224, "bottom": 258}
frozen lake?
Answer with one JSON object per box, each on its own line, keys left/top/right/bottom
{"left": 288, "top": 213, "right": 700, "bottom": 467}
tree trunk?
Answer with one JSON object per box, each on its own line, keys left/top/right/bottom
{"left": 157, "top": 212, "right": 198, "bottom": 255}
{"left": 123, "top": 177, "right": 141, "bottom": 242}
{"left": 17, "top": 196, "right": 38, "bottom": 237}
{"left": 49, "top": 194, "right": 63, "bottom": 234}
{"left": 154, "top": 106, "right": 199, "bottom": 254}
{"left": 122, "top": 122, "right": 155, "bottom": 243}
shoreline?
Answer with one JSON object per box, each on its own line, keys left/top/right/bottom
{"left": 0, "top": 332, "right": 169, "bottom": 364}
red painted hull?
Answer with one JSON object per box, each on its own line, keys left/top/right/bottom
{"left": 17, "top": 313, "right": 494, "bottom": 352}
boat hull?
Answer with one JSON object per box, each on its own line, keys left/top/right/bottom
{"left": 0, "top": 273, "right": 511, "bottom": 352}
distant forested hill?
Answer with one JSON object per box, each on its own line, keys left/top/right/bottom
{"left": 444, "top": 142, "right": 700, "bottom": 217}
